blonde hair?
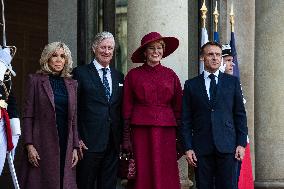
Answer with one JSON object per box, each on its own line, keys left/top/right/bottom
{"left": 157, "top": 40, "right": 166, "bottom": 51}
{"left": 37, "top": 42, "right": 73, "bottom": 77}
{"left": 145, "top": 40, "right": 166, "bottom": 52}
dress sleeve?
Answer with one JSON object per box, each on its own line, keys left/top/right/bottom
{"left": 171, "top": 73, "right": 183, "bottom": 120}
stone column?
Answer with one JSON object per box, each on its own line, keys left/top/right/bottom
{"left": 255, "top": 1, "right": 284, "bottom": 188}
{"left": 127, "top": 0, "right": 188, "bottom": 86}
{"left": 48, "top": 0, "right": 77, "bottom": 66}
{"left": 232, "top": 0, "right": 256, "bottom": 175}
{"left": 128, "top": 0, "right": 191, "bottom": 188}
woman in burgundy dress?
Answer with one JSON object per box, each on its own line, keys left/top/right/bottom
{"left": 122, "top": 32, "right": 182, "bottom": 189}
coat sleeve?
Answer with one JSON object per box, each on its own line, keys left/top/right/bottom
{"left": 72, "top": 81, "right": 79, "bottom": 148}
{"left": 22, "top": 74, "right": 36, "bottom": 145}
{"left": 180, "top": 80, "right": 193, "bottom": 151}
{"left": 233, "top": 78, "right": 248, "bottom": 147}
{"left": 72, "top": 67, "right": 83, "bottom": 140}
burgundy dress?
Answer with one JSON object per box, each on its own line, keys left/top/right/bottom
{"left": 123, "top": 63, "right": 182, "bottom": 189}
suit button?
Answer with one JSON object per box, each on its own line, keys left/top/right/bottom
{"left": 211, "top": 109, "right": 214, "bottom": 112}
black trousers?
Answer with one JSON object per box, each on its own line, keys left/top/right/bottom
{"left": 195, "top": 150, "right": 238, "bottom": 189}
{"left": 77, "top": 136, "right": 119, "bottom": 189}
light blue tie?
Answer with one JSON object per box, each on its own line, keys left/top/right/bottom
{"left": 102, "top": 68, "right": 110, "bottom": 101}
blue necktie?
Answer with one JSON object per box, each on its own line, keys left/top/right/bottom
{"left": 209, "top": 74, "right": 217, "bottom": 103}
{"left": 102, "top": 68, "right": 110, "bottom": 101}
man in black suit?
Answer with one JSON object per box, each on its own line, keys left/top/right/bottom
{"left": 181, "top": 41, "right": 247, "bottom": 189}
{"left": 73, "top": 31, "right": 124, "bottom": 189}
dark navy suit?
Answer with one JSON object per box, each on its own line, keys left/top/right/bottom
{"left": 73, "top": 63, "right": 124, "bottom": 189}
{"left": 181, "top": 72, "right": 247, "bottom": 189}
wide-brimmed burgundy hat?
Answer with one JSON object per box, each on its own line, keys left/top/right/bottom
{"left": 131, "top": 32, "right": 179, "bottom": 63}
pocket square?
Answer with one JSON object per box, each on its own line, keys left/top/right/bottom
{"left": 119, "top": 83, "right": 123, "bottom": 87}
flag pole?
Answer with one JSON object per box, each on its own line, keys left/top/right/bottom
{"left": 200, "top": 0, "right": 208, "bottom": 29}
{"left": 1, "top": 0, "right": 6, "bottom": 46}
{"left": 213, "top": 1, "right": 219, "bottom": 32}
{"left": 199, "top": 0, "right": 209, "bottom": 74}
{"left": 230, "top": 3, "right": 234, "bottom": 33}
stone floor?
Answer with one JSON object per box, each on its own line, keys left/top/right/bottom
{"left": 116, "top": 179, "right": 195, "bottom": 189}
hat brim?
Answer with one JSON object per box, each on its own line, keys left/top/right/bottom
{"left": 131, "top": 37, "right": 179, "bottom": 63}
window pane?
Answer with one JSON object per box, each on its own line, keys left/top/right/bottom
{"left": 115, "top": 0, "right": 127, "bottom": 74}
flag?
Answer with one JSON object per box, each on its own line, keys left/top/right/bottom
{"left": 199, "top": 27, "right": 209, "bottom": 74}
{"left": 231, "top": 31, "right": 254, "bottom": 189}
{"left": 230, "top": 32, "right": 240, "bottom": 78}
{"left": 238, "top": 139, "right": 254, "bottom": 189}
{"left": 213, "top": 31, "right": 219, "bottom": 43}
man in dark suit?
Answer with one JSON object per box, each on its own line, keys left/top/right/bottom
{"left": 181, "top": 41, "right": 248, "bottom": 189}
{"left": 73, "top": 31, "right": 124, "bottom": 189}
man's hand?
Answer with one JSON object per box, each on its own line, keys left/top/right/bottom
{"left": 78, "top": 140, "right": 88, "bottom": 160}
{"left": 185, "top": 150, "right": 197, "bottom": 167}
{"left": 235, "top": 145, "right": 245, "bottom": 161}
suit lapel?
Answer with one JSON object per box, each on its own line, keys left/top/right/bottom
{"left": 41, "top": 75, "right": 55, "bottom": 110}
{"left": 87, "top": 63, "right": 108, "bottom": 102}
{"left": 64, "top": 78, "right": 75, "bottom": 122}
{"left": 198, "top": 73, "right": 211, "bottom": 107}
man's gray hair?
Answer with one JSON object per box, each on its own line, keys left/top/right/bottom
{"left": 92, "top": 31, "right": 115, "bottom": 51}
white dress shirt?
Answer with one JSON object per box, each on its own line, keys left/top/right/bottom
{"left": 203, "top": 70, "right": 219, "bottom": 100}
{"left": 93, "top": 59, "right": 112, "bottom": 95}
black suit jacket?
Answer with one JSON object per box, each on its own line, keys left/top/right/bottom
{"left": 181, "top": 72, "right": 247, "bottom": 155}
{"left": 73, "top": 63, "right": 124, "bottom": 152}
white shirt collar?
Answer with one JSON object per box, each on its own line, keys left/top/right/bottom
{"left": 93, "top": 59, "right": 110, "bottom": 71}
{"left": 204, "top": 69, "right": 219, "bottom": 79}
